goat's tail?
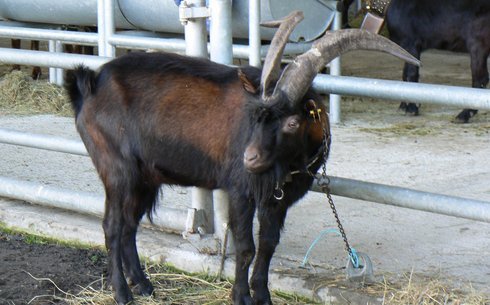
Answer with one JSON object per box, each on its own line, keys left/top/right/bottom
{"left": 64, "top": 65, "right": 96, "bottom": 117}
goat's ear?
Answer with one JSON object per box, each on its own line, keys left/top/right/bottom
{"left": 238, "top": 69, "right": 258, "bottom": 94}
{"left": 304, "top": 99, "right": 318, "bottom": 112}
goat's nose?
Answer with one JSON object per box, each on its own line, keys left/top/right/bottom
{"left": 244, "top": 151, "right": 259, "bottom": 162}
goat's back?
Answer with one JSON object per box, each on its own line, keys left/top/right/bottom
{"left": 66, "top": 52, "right": 260, "bottom": 188}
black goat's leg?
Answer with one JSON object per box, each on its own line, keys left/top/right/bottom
{"left": 120, "top": 184, "right": 159, "bottom": 297}
{"left": 399, "top": 44, "right": 421, "bottom": 115}
{"left": 229, "top": 194, "right": 256, "bottom": 305}
{"left": 455, "top": 46, "right": 488, "bottom": 123}
{"left": 102, "top": 191, "right": 133, "bottom": 305}
{"left": 250, "top": 202, "right": 288, "bottom": 305}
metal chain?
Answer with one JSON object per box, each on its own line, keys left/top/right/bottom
{"left": 316, "top": 123, "right": 355, "bottom": 260}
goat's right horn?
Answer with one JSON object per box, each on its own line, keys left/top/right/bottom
{"left": 273, "top": 29, "right": 421, "bottom": 106}
{"left": 260, "top": 10, "right": 304, "bottom": 102}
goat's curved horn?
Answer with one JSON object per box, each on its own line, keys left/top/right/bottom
{"left": 260, "top": 10, "right": 304, "bottom": 101}
{"left": 273, "top": 29, "right": 421, "bottom": 106}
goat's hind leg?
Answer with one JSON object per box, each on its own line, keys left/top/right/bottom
{"left": 121, "top": 183, "right": 159, "bottom": 297}
{"left": 229, "top": 193, "right": 256, "bottom": 305}
{"left": 102, "top": 187, "right": 133, "bottom": 305}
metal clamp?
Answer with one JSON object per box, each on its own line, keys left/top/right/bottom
{"left": 179, "top": 0, "right": 211, "bottom": 25}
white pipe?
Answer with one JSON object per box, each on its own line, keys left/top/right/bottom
{"left": 314, "top": 176, "right": 490, "bottom": 223}
{"left": 329, "top": 11, "right": 342, "bottom": 124}
{"left": 0, "top": 26, "right": 98, "bottom": 45}
{"left": 248, "top": 0, "right": 261, "bottom": 67}
{"left": 0, "top": 128, "right": 88, "bottom": 156}
{"left": 103, "top": 0, "right": 116, "bottom": 57}
{"left": 312, "top": 74, "right": 490, "bottom": 110}
{"left": 183, "top": 0, "right": 214, "bottom": 234}
{"left": 209, "top": 0, "right": 233, "bottom": 246}
{"left": 0, "top": 177, "right": 189, "bottom": 232}
{"left": 0, "top": 47, "right": 109, "bottom": 71}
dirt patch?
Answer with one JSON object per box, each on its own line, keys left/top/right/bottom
{"left": 0, "top": 230, "right": 106, "bottom": 305}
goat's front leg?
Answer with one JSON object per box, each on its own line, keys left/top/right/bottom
{"left": 229, "top": 194, "right": 256, "bottom": 305}
{"left": 250, "top": 201, "right": 288, "bottom": 305}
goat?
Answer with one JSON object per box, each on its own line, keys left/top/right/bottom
{"left": 386, "top": 0, "right": 490, "bottom": 122}
{"left": 65, "top": 11, "right": 418, "bottom": 305}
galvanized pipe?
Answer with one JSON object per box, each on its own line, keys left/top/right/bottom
{"left": 248, "top": 0, "right": 261, "bottom": 67}
{"left": 0, "top": 128, "right": 87, "bottom": 156}
{"left": 0, "top": 25, "right": 98, "bottom": 45}
{"left": 0, "top": 47, "right": 110, "bottom": 70}
{"left": 313, "top": 74, "right": 490, "bottom": 110}
{"left": 313, "top": 176, "right": 490, "bottom": 223}
{"left": 102, "top": 0, "right": 116, "bottom": 57}
{"left": 329, "top": 11, "right": 342, "bottom": 124}
{"left": 209, "top": 0, "right": 233, "bottom": 245}
{"left": 183, "top": 0, "right": 215, "bottom": 234}
{"left": 0, "top": 177, "right": 189, "bottom": 232}
{"left": 108, "top": 34, "right": 187, "bottom": 52}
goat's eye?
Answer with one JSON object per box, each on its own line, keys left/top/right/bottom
{"left": 288, "top": 121, "right": 299, "bottom": 129}
{"left": 283, "top": 116, "right": 300, "bottom": 134}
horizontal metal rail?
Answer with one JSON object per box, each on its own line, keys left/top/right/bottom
{"left": 1, "top": 128, "right": 489, "bottom": 223}
{"left": 0, "top": 176, "right": 189, "bottom": 232}
{"left": 0, "top": 128, "right": 87, "bottom": 156}
{"left": 0, "top": 47, "right": 109, "bottom": 70}
{"left": 0, "top": 25, "right": 98, "bottom": 45}
{"left": 1, "top": 47, "right": 489, "bottom": 112}
{"left": 313, "top": 176, "right": 490, "bottom": 223}
{"left": 313, "top": 74, "right": 490, "bottom": 110}
{"left": 0, "top": 23, "right": 310, "bottom": 59}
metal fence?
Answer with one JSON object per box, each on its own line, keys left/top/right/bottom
{"left": 0, "top": 0, "right": 489, "bottom": 247}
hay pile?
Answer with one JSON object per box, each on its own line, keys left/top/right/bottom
{"left": 0, "top": 69, "right": 71, "bottom": 115}
{"left": 378, "top": 272, "right": 489, "bottom": 305}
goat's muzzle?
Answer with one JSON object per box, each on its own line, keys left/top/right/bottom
{"left": 244, "top": 146, "right": 270, "bottom": 174}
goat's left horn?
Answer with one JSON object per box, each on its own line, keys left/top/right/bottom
{"left": 273, "top": 29, "right": 421, "bottom": 106}
{"left": 260, "top": 10, "right": 304, "bottom": 102}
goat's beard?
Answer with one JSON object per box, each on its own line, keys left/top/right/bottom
{"left": 249, "top": 163, "right": 288, "bottom": 208}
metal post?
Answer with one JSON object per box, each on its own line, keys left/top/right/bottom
{"left": 182, "top": 0, "right": 208, "bottom": 58}
{"left": 182, "top": 0, "right": 214, "bottom": 234}
{"left": 248, "top": 0, "right": 261, "bottom": 67}
{"left": 48, "top": 40, "right": 57, "bottom": 84}
{"left": 97, "top": 0, "right": 115, "bottom": 57}
{"left": 329, "top": 10, "right": 342, "bottom": 124}
{"left": 209, "top": 0, "right": 233, "bottom": 246}
{"left": 55, "top": 40, "right": 64, "bottom": 86}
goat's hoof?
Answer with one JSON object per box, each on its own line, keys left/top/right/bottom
{"left": 115, "top": 293, "right": 133, "bottom": 305}
{"left": 232, "top": 292, "right": 253, "bottom": 305}
{"left": 253, "top": 298, "right": 273, "bottom": 305}
{"left": 454, "top": 109, "right": 477, "bottom": 124}
{"left": 132, "top": 280, "right": 154, "bottom": 297}
{"left": 403, "top": 102, "right": 419, "bottom": 116}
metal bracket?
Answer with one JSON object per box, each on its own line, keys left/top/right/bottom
{"left": 179, "top": 0, "right": 211, "bottom": 25}
{"left": 184, "top": 208, "right": 207, "bottom": 234}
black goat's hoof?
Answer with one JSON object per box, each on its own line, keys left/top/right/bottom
{"left": 402, "top": 102, "right": 419, "bottom": 116}
{"left": 115, "top": 293, "right": 133, "bottom": 305}
{"left": 454, "top": 109, "right": 478, "bottom": 124}
{"left": 253, "top": 298, "right": 273, "bottom": 305}
{"left": 232, "top": 292, "right": 253, "bottom": 305}
{"left": 132, "top": 280, "right": 154, "bottom": 297}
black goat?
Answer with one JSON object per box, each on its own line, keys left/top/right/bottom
{"left": 386, "top": 0, "right": 490, "bottom": 122}
{"left": 65, "top": 11, "right": 418, "bottom": 305}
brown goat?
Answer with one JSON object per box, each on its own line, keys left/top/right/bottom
{"left": 65, "top": 11, "right": 418, "bottom": 305}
